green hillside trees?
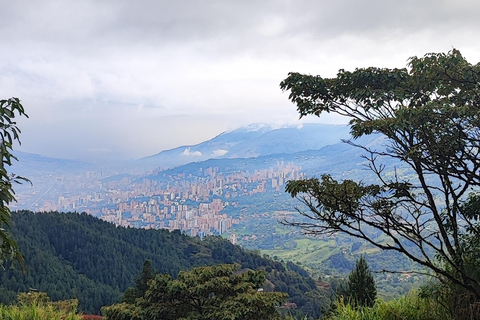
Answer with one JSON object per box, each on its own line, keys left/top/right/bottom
{"left": 1, "top": 211, "right": 326, "bottom": 316}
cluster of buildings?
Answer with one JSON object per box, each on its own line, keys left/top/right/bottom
{"left": 101, "top": 197, "right": 235, "bottom": 237}
{"left": 20, "top": 162, "right": 303, "bottom": 237}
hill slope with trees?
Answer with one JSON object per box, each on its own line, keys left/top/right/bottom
{"left": 0, "top": 210, "right": 329, "bottom": 317}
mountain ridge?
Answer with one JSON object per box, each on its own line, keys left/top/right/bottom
{"left": 137, "top": 123, "right": 352, "bottom": 169}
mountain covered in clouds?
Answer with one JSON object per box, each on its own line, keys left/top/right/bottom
{"left": 11, "top": 123, "right": 382, "bottom": 180}
{"left": 10, "top": 123, "right": 354, "bottom": 193}
{"left": 138, "top": 123, "right": 352, "bottom": 169}
{"left": 9, "top": 122, "right": 390, "bottom": 212}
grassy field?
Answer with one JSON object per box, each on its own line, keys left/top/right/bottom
{"left": 264, "top": 238, "right": 338, "bottom": 263}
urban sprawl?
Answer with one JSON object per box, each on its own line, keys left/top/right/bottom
{"left": 19, "top": 162, "right": 303, "bottom": 238}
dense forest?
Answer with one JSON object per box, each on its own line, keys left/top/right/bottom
{"left": 0, "top": 210, "right": 330, "bottom": 317}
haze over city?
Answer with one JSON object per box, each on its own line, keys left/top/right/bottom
{"left": 2, "top": 0, "right": 480, "bottom": 161}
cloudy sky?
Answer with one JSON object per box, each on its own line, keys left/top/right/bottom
{"left": 2, "top": 0, "right": 480, "bottom": 161}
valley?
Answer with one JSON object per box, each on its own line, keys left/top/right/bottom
{"left": 9, "top": 123, "right": 420, "bottom": 299}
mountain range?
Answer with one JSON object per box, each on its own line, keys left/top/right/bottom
{"left": 137, "top": 123, "right": 353, "bottom": 169}
{"left": 10, "top": 123, "right": 391, "bottom": 212}
{"left": 13, "top": 123, "right": 353, "bottom": 173}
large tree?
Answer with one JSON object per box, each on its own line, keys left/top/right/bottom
{"left": 103, "top": 264, "right": 287, "bottom": 320}
{"left": 0, "top": 97, "right": 28, "bottom": 267}
{"left": 280, "top": 49, "right": 480, "bottom": 298}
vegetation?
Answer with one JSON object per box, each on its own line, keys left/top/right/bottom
{"left": 5, "top": 50, "right": 480, "bottom": 319}
{"left": 0, "top": 291, "right": 82, "bottom": 320}
{"left": 0, "top": 97, "right": 29, "bottom": 267}
{"left": 1, "top": 210, "right": 327, "bottom": 317}
{"left": 281, "top": 49, "right": 480, "bottom": 316}
{"left": 329, "top": 290, "right": 446, "bottom": 320}
{"left": 0, "top": 304, "right": 82, "bottom": 320}
{"left": 121, "top": 260, "right": 155, "bottom": 303}
{"left": 342, "top": 256, "right": 377, "bottom": 307}
{"left": 103, "top": 264, "right": 287, "bottom": 320}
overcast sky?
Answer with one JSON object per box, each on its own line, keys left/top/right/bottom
{"left": 2, "top": 0, "right": 480, "bottom": 161}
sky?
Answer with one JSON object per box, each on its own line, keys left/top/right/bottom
{"left": 2, "top": 0, "right": 480, "bottom": 161}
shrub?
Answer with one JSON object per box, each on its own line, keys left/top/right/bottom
{"left": 330, "top": 291, "right": 448, "bottom": 320}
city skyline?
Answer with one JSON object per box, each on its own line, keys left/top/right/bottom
{"left": 12, "top": 155, "right": 302, "bottom": 237}
{"left": 2, "top": 0, "right": 480, "bottom": 161}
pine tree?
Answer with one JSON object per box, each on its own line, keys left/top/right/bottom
{"left": 134, "top": 260, "right": 155, "bottom": 298}
{"left": 345, "top": 256, "right": 376, "bottom": 307}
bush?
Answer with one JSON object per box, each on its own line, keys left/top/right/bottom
{"left": 329, "top": 291, "right": 447, "bottom": 320}
{"left": 0, "top": 303, "right": 82, "bottom": 320}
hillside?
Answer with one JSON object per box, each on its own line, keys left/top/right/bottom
{"left": 0, "top": 211, "right": 329, "bottom": 317}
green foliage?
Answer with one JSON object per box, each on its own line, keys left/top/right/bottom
{"left": 410, "top": 193, "right": 480, "bottom": 319}
{"left": 135, "top": 260, "right": 154, "bottom": 292}
{"left": 103, "top": 264, "right": 288, "bottom": 320}
{"left": 419, "top": 279, "right": 480, "bottom": 320}
{"left": 0, "top": 211, "right": 325, "bottom": 316}
{"left": 16, "top": 291, "right": 79, "bottom": 313}
{"left": 329, "top": 291, "right": 448, "bottom": 320}
{"left": 120, "top": 288, "right": 137, "bottom": 304}
{"left": 17, "top": 291, "right": 51, "bottom": 306}
{"left": 0, "top": 97, "right": 29, "bottom": 267}
{"left": 342, "top": 256, "right": 377, "bottom": 307}
{"left": 0, "top": 303, "right": 82, "bottom": 320}
{"left": 0, "top": 291, "right": 82, "bottom": 320}
{"left": 121, "top": 259, "right": 157, "bottom": 303}
{"left": 280, "top": 49, "right": 480, "bottom": 301}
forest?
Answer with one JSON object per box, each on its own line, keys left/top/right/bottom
{"left": 0, "top": 210, "right": 329, "bottom": 317}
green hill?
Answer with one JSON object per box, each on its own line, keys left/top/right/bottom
{"left": 0, "top": 211, "right": 328, "bottom": 317}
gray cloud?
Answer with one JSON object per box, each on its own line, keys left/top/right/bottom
{"left": 2, "top": 0, "right": 480, "bottom": 161}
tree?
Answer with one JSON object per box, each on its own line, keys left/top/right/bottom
{"left": 280, "top": 49, "right": 480, "bottom": 299}
{"left": 134, "top": 259, "right": 154, "bottom": 298}
{"left": 103, "top": 264, "right": 288, "bottom": 320}
{"left": 0, "top": 97, "right": 28, "bottom": 267}
{"left": 121, "top": 260, "right": 155, "bottom": 304}
{"left": 344, "top": 256, "right": 377, "bottom": 307}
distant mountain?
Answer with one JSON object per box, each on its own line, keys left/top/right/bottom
{"left": 11, "top": 123, "right": 354, "bottom": 175}
{"left": 9, "top": 123, "right": 390, "bottom": 212}
{"left": 12, "top": 151, "right": 94, "bottom": 177}
{"left": 138, "top": 123, "right": 352, "bottom": 169}
{"left": 142, "top": 132, "right": 388, "bottom": 184}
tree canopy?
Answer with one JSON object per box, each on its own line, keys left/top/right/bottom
{"left": 0, "top": 97, "right": 28, "bottom": 267}
{"left": 280, "top": 49, "right": 480, "bottom": 300}
{"left": 2, "top": 211, "right": 326, "bottom": 316}
{"left": 102, "top": 264, "right": 288, "bottom": 320}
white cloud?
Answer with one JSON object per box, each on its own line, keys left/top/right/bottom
{"left": 181, "top": 148, "right": 203, "bottom": 157}
{"left": 212, "top": 149, "right": 228, "bottom": 157}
